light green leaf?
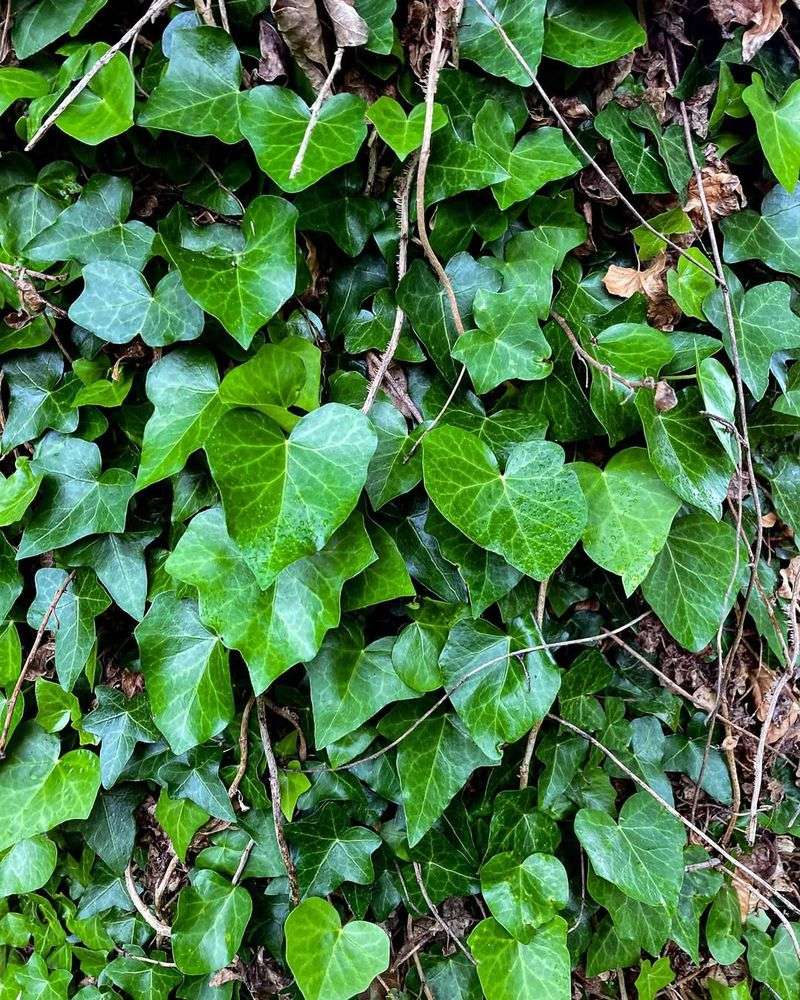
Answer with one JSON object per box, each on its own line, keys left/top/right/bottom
{"left": 423, "top": 425, "right": 586, "bottom": 581}
{"left": 135, "top": 592, "right": 233, "bottom": 755}
{"left": 480, "top": 852, "right": 569, "bottom": 943}
{"left": 69, "top": 263, "right": 203, "bottom": 347}
{"left": 138, "top": 26, "right": 243, "bottom": 143}
{"left": 205, "top": 403, "right": 376, "bottom": 589}
{"left": 18, "top": 433, "right": 135, "bottom": 559}
{"left": 0, "top": 458, "right": 42, "bottom": 526}
{"left": 53, "top": 44, "right": 134, "bottom": 145}
{"left": 136, "top": 347, "right": 225, "bottom": 491}
{"left": 366, "top": 97, "right": 447, "bottom": 159}
{"left": 573, "top": 448, "right": 681, "bottom": 595}
{"left": 101, "top": 955, "right": 182, "bottom": 1000}
{"left": 154, "top": 789, "right": 209, "bottom": 863}
{"left": 542, "top": 0, "right": 646, "bottom": 67}
{"left": 459, "top": 0, "right": 547, "bottom": 86}
{"left": 666, "top": 248, "right": 716, "bottom": 321}
{"left": 468, "top": 916, "right": 571, "bottom": 1000}
{"left": 166, "top": 508, "right": 374, "bottom": 693}
{"left": 743, "top": 74, "right": 800, "bottom": 192}
{"left": 172, "top": 870, "right": 252, "bottom": 975}
{"left": 0, "top": 836, "right": 56, "bottom": 899}
{"left": 284, "top": 897, "right": 390, "bottom": 1000}
{"left": 641, "top": 512, "right": 739, "bottom": 652}
{"left": 0, "top": 723, "right": 100, "bottom": 852}
{"left": 722, "top": 184, "right": 800, "bottom": 278}
{"left": 707, "top": 883, "right": 744, "bottom": 964}
{"left": 635, "top": 957, "right": 675, "bottom": 1000}
{"left": 241, "top": 87, "right": 367, "bottom": 193}
{"left": 287, "top": 804, "right": 382, "bottom": 897}
{"left": 575, "top": 792, "right": 686, "bottom": 907}
{"left": 0, "top": 68, "right": 50, "bottom": 115}
{"left": 397, "top": 713, "right": 495, "bottom": 847}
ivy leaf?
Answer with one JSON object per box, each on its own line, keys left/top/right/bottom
{"left": 0, "top": 68, "right": 49, "bottom": 115}
{"left": 635, "top": 388, "right": 735, "bottom": 519}
{"left": 365, "top": 400, "right": 423, "bottom": 509}
{"left": 157, "top": 745, "right": 234, "bottom": 822}
{"left": 542, "top": 0, "right": 646, "bottom": 67}
{"left": 135, "top": 592, "right": 233, "bottom": 755}
{"left": 64, "top": 531, "right": 155, "bottom": 622}
{"left": 0, "top": 723, "right": 100, "bottom": 852}
{"left": 287, "top": 804, "right": 382, "bottom": 898}
{"left": 423, "top": 426, "right": 587, "bottom": 581}
{"left": 12, "top": 0, "right": 103, "bottom": 59}
{"left": 308, "top": 622, "right": 416, "bottom": 748}
{"left": 722, "top": 184, "right": 800, "bottom": 277}
{"left": 18, "top": 433, "right": 135, "bottom": 559}
{"left": 296, "top": 169, "right": 385, "bottom": 256}
{"left": 573, "top": 448, "right": 681, "bottom": 595}
{"left": 635, "top": 957, "right": 675, "bottom": 1000}
{"left": 459, "top": 0, "right": 546, "bottom": 86}
{"left": 51, "top": 45, "right": 134, "bottom": 146}
{"left": 82, "top": 686, "right": 160, "bottom": 789}
{"left": 284, "top": 896, "right": 390, "bottom": 1000}
{"left": 704, "top": 277, "right": 800, "bottom": 401}
{"left": 27, "top": 569, "right": 109, "bottom": 691}
{"left": 468, "top": 916, "right": 571, "bottom": 1000}
{"left": 165, "top": 508, "right": 374, "bottom": 693}
{"left": 575, "top": 791, "right": 686, "bottom": 907}
{"left": 219, "top": 338, "right": 319, "bottom": 430}
{"left": 0, "top": 458, "right": 42, "bottom": 526}
{"left": 138, "top": 26, "right": 243, "bottom": 143}
{"left": 480, "top": 852, "right": 569, "bottom": 943}
{"left": 641, "top": 513, "right": 739, "bottom": 652}
{"left": 25, "top": 175, "right": 154, "bottom": 268}
{"left": 707, "top": 883, "right": 744, "bottom": 964}
{"left": 594, "top": 103, "right": 670, "bottom": 194}
{"left": 439, "top": 619, "right": 555, "bottom": 756}
{"left": 154, "top": 789, "right": 208, "bottom": 862}
{"left": 451, "top": 288, "right": 553, "bottom": 393}
{"left": 397, "top": 713, "right": 495, "bottom": 847}
{"left": 241, "top": 87, "right": 367, "bottom": 193}
{"left": 745, "top": 924, "right": 800, "bottom": 1000}
{"left": 136, "top": 347, "right": 225, "bottom": 491}
{"left": 172, "top": 870, "right": 252, "bottom": 974}
{"left": 205, "top": 404, "right": 376, "bottom": 589}
{"left": 425, "top": 127, "right": 511, "bottom": 205}
{"left": 1, "top": 349, "right": 78, "bottom": 452}
{"left": 159, "top": 197, "right": 298, "bottom": 348}
{"left": 743, "top": 74, "right": 800, "bottom": 191}
{"left": 472, "top": 101, "right": 581, "bottom": 210}
{"left": 366, "top": 97, "right": 447, "bottom": 159}
{"left": 101, "top": 955, "right": 182, "bottom": 1000}
{"left": 0, "top": 835, "right": 57, "bottom": 899}
{"left": 69, "top": 263, "right": 203, "bottom": 348}
{"left": 397, "top": 253, "right": 501, "bottom": 381}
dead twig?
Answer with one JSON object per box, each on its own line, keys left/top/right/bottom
{"left": 412, "top": 862, "right": 475, "bottom": 965}
{"left": 289, "top": 48, "right": 343, "bottom": 179}
{"left": 232, "top": 838, "right": 255, "bottom": 886}
{"left": 550, "top": 311, "right": 655, "bottom": 393}
{"left": 124, "top": 865, "right": 173, "bottom": 938}
{"left": 228, "top": 696, "right": 255, "bottom": 801}
{"left": 25, "top": 0, "right": 174, "bottom": 151}
{"left": 261, "top": 695, "right": 307, "bottom": 761}
{"left": 0, "top": 570, "right": 75, "bottom": 757}
{"left": 256, "top": 695, "right": 299, "bottom": 906}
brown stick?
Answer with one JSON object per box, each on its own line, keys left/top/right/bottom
{"left": 0, "top": 570, "right": 75, "bottom": 757}
{"left": 256, "top": 695, "right": 299, "bottom": 906}
{"left": 261, "top": 695, "right": 307, "bottom": 761}
{"left": 25, "top": 0, "right": 175, "bottom": 151}
{"left": 412, "top": 862, "right": 475, "bottom": 965}
{"left": 228, "top": 696, "right": 254, "bottom": 802}
{"left": 289, "top": 48, "right": 343, "bottom": 179}
{"left": 550, "top": 310, "right": 655, "bottom": 393}
{"left": 125, "top": 865, "right": 172, "bottom": 937}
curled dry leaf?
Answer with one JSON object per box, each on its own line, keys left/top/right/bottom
{"left": 654, "top": 380, "right": 678, "bottom": 411}
{"left": 321, "top": 0, "right": 369, "bottom": 47}
{"left": 257, "top": 19, "right": 290, "bottom": 83}
{"left": 271, "top": 0, "right": 328, "bottom": 90}
{"left": 709, "top": 0, "right": 785, "bottom": 60}
{"left": 685, "top": 154, "right": 746, "bottom": 224}
{"left": 603, "top": 253, "right": 681, "bottom": 329}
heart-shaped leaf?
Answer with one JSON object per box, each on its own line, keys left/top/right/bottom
{"left": 480, "top": 852, "right": 569, "bottom": 942}
{"left": 366, "top": 96, "right": 447, "bottom": 159}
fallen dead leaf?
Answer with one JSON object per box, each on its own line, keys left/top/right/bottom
{"left": 271, "top": 0, "right": 328, "bottom": 91}
{"left": 603, "top": 253, "right": 681, "bottom": 329}
{"left": 685, "top": 154, "right": 746, "bottom": 224}
{"left": 710, "top": 0, "right": 785, "bottom": 59}
{"left": 321, "top": 0, "right": 369, "bottom": 47}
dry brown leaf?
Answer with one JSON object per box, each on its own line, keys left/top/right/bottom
{"left": 709, "top": 0, "right": 785, "bottom": 60}
{"left": 256, "top": 19, "right": 289, "bottom": 83}
{"left": 322, "top": 0, "right": 369, "bottom": 47}
{"left": 760, "top": 510, "right": 779, "bottom": 528}
{"left": 685, "top": 154, "right": 746, "bottom": 224}
{"left": 778, "top": 554, "right": 800, "bottom": 598}
{"left": 654, "top": 380, "right": 678, "bottom": 411}
{"left": 603, "top": 253, "right": 681, "bottom": 329}
{"left": 271, "top": 0, "right": 328, "bottom": 91}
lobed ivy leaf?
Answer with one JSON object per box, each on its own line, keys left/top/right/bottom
{"left": 171, "top": 870, "right": 252, "bottom": 974}
{"left": 468, "top": 916, "right": 571, "bottom": 1000}
{"left": 542, "top": 0, "right": 646, "bottom": 67}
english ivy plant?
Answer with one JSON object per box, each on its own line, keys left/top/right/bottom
{"left": 0, "top": 1, "right": 799, "bottom": 999}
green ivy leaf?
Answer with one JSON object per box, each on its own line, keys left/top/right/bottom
{"left": 135, "top": 592, "right": 233, "bottom": 755}
{"left": 241, "top": 87, "right": 367, "bottom": 193}
{"left": 0, "top": 458, "right": 42, "bottom": 526}
{"left": 82, "top": 686, "right": 159, "bottom": 789}
{"left": 1, "top": 349, "right": 78, "bottom": 452}
{"left": 542, "top": 0, "right": 646, "bottom": 67}
{"left": 51, "top": 44, "right": 134, "bottom": 145}
{"left": 459, "top": 0, "right": 546, "bottom": 86}
{"left": 707, "top": 883, "right": 744, "bottom": 965}
{"left": 423, "top": 425, "right": 587, "bottom": 581}
{"left": 641, "top": 512, "right": 739, "bottom": 652}
{"left": 468, "top": 916, "right": 571, "bottom": 1000}
{"left": 743, "top": 74, "right": 800, "bottom": 191}
{"left": 0, "top": 835, "right": 57, "bottom": 899}
{"left": 138, "top": 26, "right": 243, "bottom": 143}
{"left": 287, "top": 804, "right": 382, "bottom": 898}
{"left": 594, "top": 103, "right": 670, "bottom": 194}
{"left": 172, "top": 870, "right": 252, "bottom": 974}
{"left": 573, "top": 448, "right": 681, "bottom": 595}
{"left": 365, "top": 97, "right": 447, "bottom": 159}
{"left": 205, "top": 404, "right": 376, "bottom": 589}
{"left": 634, "top": 957, "right": 675, "bottom": 1000}
{"left": 480, "top": 852, "right": 569, "bottom": 943}
{"left": 722, "top": 184, "right": 800, "bottom": 277}
{"left": 575, "top": 791, "right": 686, "bottom": 907}
{"left": 284, "top": 896, "right": 390, "bottom": 1000}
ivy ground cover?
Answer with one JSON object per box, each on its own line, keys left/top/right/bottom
{"left": 1, "top": 0, "right": 800, "bottom": 998}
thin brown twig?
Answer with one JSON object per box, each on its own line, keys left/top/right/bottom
{"left": 0, "top": 570, "right": 75, "bottom": 757}
{"left": 549, "top": 714, "right": 800, "bottom": 924}
{"left": 124, "top": 865, "right": 172, "bottom": 938}
{"left": 719, "top": 694, "right": 741, "bottom": 847}
{"left": 470, "top": 0, "right": 719, "bottom": 283}
{"left": 0, "top": 261, "right": 66, "bottom": 283}
{"left": 228, "top": 696, "right": 254, "bottom": 801}
{"left": 289, "top": 48, "right": 343, "bottom": 179}
{"left": 154, "top": 854, "right": 181, "bottom": 914}
{"left": 256, "top": 695, "right": 299, "bottom": 906}
{"left": 0, "top": 0, "right": 11, "bottom": 64}
{"left": 232, "top": 838, "right": 255, "bottom": 886}
{"left": 217, "top": 0, "right": 230, "bottom": 32}
{"left": 550, "top": 311, "right": 655, "bottom": 393}
{"left": 408, "top": 916, "right": 435, "bottom": 1000}
{"left": 412, "top": 862, "right": 475, "bottom": 965}
{"left": 362, "top": 156, "right": 417, "bottom": 414}
{"left": 25, "top": 0, "right": 175, "bottom": 151}
{"left": 298, "top": 613, "right": 650, "bottom": 776}
{"left": 262, "top": 695, "right": 307, "bottom": 761}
